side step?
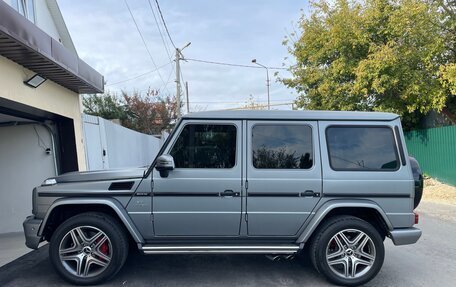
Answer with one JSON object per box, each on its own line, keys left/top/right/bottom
{"left": 140, "top": 245, "right": 300, "bottom": 254}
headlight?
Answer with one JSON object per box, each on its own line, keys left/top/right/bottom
{"left": 42, "top": 178, "right": 57, "bottom": 186}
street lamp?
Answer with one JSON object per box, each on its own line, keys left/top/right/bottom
{"left": 251, "top": 59, "right": 270, "bottom": 110}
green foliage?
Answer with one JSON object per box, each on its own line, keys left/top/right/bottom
{"left": 83, "top": 94, "right": 127, "bottom": 122}
{"left": 440, "top": 63, "right": 456, "bottom": 96}
{"left": 441, "top": 63, "right": 456, "bottom": 116}
{"left": 282, "top": 0, "right": 455, "bottom": 129}
{"left": 83, "top": 89, "right": 177, "bottom": 135}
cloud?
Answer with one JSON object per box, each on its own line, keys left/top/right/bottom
{"left": 59, "top": 0, "right": 308, "bottom": 111}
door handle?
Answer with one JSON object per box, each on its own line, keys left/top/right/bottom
{"left": 300, "top": 190, "right": 320, "bottom": 197}
{"left": 220, "top": 190, "right": 240, "bottom": 197}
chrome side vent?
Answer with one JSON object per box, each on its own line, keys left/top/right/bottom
{"left": 108, "top": 181, "right": 134, "bottom": 191}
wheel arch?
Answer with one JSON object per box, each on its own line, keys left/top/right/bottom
{"left": 297, "top": 199, "right": 393, "bottom": 244}
{"left": 38, "top": 198, "right": 144, "bottom": 244}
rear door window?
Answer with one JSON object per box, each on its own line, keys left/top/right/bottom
{"left": 326, "top": 126, "right": 399, "bottom": 171}
{"left": 252, "top": 124, "right": 313, "bottom": 169}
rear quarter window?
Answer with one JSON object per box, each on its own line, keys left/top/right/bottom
{"left": 326, "top": 126, "right": 399, "bottom": 171}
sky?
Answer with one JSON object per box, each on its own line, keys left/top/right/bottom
{"left": 58, "top": 0, "right": 309, "bottom": 112}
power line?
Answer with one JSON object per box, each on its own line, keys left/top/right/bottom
{"left": 119, "top": 68, "right": 175, "bottom": 95}
{"left": 106, "top": 61, "right": 173, "bottom": 86}
{"left": 147, "top": 0, "right": 175, "bottom": 93}
{"left": 123, "top": 0, "right": 169, "bottom": 93}
{"left": 159, "top": 65, "right": 175, "bottom": 94}
{"left": 147, "top": 0, "right": 172, "bottom": 61}
{"left": 184, "top": 58, "right": 288, "bottom": 70}
{"left": 154, "top": 0, "right": 177, "bottom": 49}
{"left": 187, "top": 99, "right": 295, "bottom": 104}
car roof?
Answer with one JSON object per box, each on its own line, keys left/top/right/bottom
{"left": 182, "top": 110, "right": 399, "bottom": 121}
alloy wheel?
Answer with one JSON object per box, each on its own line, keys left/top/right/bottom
{"left": 58, "top": 226, "right": 112, "bottom": 278}
{"left": 325, "top": 228, "right": 376, "bottom": 279}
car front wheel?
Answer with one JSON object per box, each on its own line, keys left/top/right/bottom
{"left": 49, "top": 212, "right": 128, "bottom": 285}
{"left": 310, "top": 216, "right": 385, "bottom": 286}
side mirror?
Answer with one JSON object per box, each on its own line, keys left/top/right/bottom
{"left": 155, "top": 154, "right": 175, "bottom": 178}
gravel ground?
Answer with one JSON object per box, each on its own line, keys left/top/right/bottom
{"left": 423, "top": 178, "right": 456, "bottom": 205}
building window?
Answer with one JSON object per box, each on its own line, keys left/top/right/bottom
{"left": 12, "top": 0, "right": 35, "bottom": 23}
{"left": 252, "top": 124, "right": 313, "bottom": 169}
{"left": 326, "top": 126, "right": 399, "bottom": 171}
{"left": 26, "top": 0, "right": 35, "bottom": 23}
{"left": 170, "top": 124, "right": 237, "bottom": 169}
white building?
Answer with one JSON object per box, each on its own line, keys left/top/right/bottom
{"left": 0, "top": 0, "right": 103, "bottom": 235}
{"left": 4, "top": 0, "right": 78, "bottom": 54}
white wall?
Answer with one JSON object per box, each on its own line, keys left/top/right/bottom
{"left": 104, "top": 120, "right": 159, "bottom": 169}
{"left": 0, "top": 124, "right": 56, "bottom": 233}
{"left": 83, "top": 115, "right": 107, "bottom": 170}
{"left": 34, "top": 0, "right": 61, "bottom": 42}
{"left": 83, "top": 114, "right": 160, "bottom": 170}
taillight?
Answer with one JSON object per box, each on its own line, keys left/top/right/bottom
{"left": 414, "top": 212, "right": 419, "bottom": 224}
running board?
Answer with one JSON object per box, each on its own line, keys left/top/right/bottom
{"left": 140, "top": 245, "right": 300, "bottom": 254}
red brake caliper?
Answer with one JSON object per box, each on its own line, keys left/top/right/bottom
{"left": 100, "top": 241, "right": 109, "bottom": 255}
{"left": 95, "top": 237, "right": 109, "bottom": 256}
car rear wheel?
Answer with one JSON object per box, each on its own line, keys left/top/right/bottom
{"left": 49, "top": 212, "right": 128, "bottom": 285}
{"left": 310, "top": 216, "right": 385, "bottom": 286}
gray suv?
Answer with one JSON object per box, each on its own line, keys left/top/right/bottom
{"left": 23, "top": 110, "right": 423, "bottom": 286}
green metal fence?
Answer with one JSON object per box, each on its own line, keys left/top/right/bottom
{"left": 404, "top": 125, "right": 456, "bottom": 186}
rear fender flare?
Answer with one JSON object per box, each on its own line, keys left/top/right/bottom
{"left": 296, "top": 199, "right": 393, "bottom": 243}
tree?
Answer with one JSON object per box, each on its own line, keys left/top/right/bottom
{"left": 83, "top": 93, "right": 127, "bottom": 122}
{"left": 241, "top": 95, "right": 266, "bottom": 110}
{"left": 122, "top": 89, "right": 177, "bottom": 135}
{"left": 281, "top": 0, "right": 455, "bottom": 129}
{"left": 83, "top": 89, "right": 177, "bottom": 135}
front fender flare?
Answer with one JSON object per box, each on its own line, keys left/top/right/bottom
{"left": 296, "top": 199, "right": 393, "bottom": 244}
{"left": 38, "top": 197, "right": 144, "bottom": 244}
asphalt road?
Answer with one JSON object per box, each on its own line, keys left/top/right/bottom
{"left": 1, "top": 201, "right": 455, "bottom": 287}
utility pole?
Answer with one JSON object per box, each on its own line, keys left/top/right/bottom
{"left": 175, "top": 42, "right": 191, "bottom": 118}
{"left": 265, "top": 69, "right": 270, "bottom": 110}
{"left": 185, "top": 81, "right": 190, "bottom": 114}
{"left": 175, "top": 48, "right": 181, "bottom": 117}
{"left": 251, "top": 59, "right": 270, "bottom": 110}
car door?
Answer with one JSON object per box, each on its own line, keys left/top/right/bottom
{"left": 152, "top": 120, "right": 242, "bottom": 236}
{"left": 246, "top": 121, "right": 322, "bottom": 236}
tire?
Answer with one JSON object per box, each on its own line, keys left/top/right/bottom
{"left": 49, "top": 212, "right": 129, "bottom": 285}
{"left": 309, "top": 216, "right": 385, "bottom": 286}
{"left": 414, "top": 173, "right": 423, "bottom": 209}
{"left": 410, "top": 156, "right": 423, "bottom": 209}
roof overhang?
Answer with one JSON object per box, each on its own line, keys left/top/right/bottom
{"left": 0, "top": 0, "right": 104, "bottom": 94}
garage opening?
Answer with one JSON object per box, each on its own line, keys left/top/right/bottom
{"left": 0, "top": 101, "right": 81, "bottom": 266}
{"left": 0, "top": 115, "right": 57, "bottom": 233}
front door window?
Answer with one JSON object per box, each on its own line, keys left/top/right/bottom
{"left": 170, "top": 124, "right": 237, "bottom": 169}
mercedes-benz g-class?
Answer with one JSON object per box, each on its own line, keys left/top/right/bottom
{"left": 23, "top": 110, "right": 423, "bottom": 286}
